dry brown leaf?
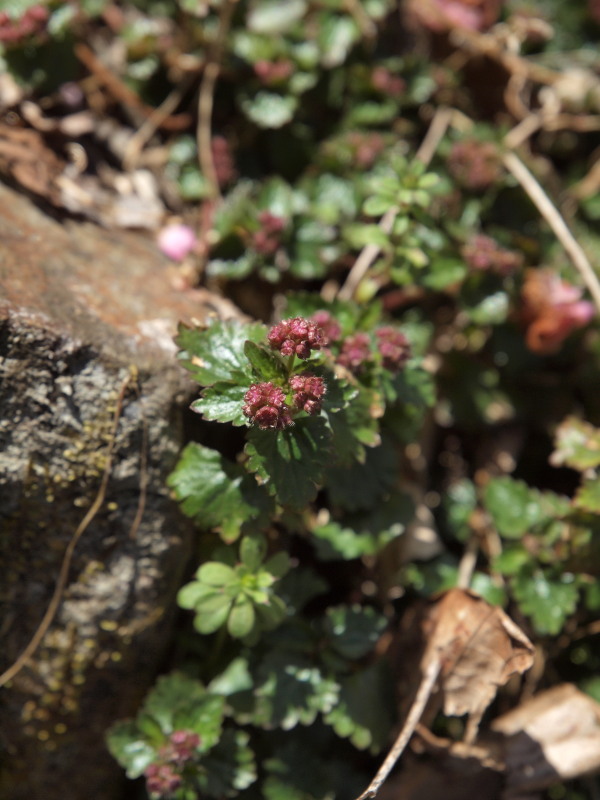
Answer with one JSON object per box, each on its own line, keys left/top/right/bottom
{"left": 492, "top": 683, "right": 600, "bottom": 794}
{"left": 355, "top": 589, "right": 534, "bottom": 800}
{"left": 422, "top": 588, "right": 535, "bottom": 741}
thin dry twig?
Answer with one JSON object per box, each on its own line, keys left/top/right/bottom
{"left": 502, "top": 150, "right": 600, "bottom": 314}
{"left": 355, "top": 659, "right": 441, "bottom": 800}
{"left": 197, "top": 0, "right": 239, "bottom": 200}
{"left": 0, "top": 372, "right": 133, "bottom": 688}
{"left": 124, "top": 74, "right": 197, "bottom": 171}
{"left": 337, "top": 107, "right": 452, "bottom": 302}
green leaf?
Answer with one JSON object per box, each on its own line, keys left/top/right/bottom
{"left": 244, "top": 341, "right": 288, "bottom": 383}
{"left": 551, "top": 416, "right": 600, "bottom": 471}
{"left": 194, "top": 594, "right": 234, "bottom": 634}
{"left": 252, "top": 652, "right": 340, "bottom": 729}
{"left": 241, "top": 92, "right": 298, "bottom": 128}
{"left": 342, "top": 223, "right": 391, "bottom": 250}
{"left": 512, "top": 571, "right": 580, "bottom": 635}
{"left": 191, "top": 383, "right": 249, "bottom": 426}
{"left": 177, "top": 582, "right": 220, "bottom": 609}
{"left": 324, "top": 437, "right": 398, "bottom": 512}
{"left": 245, "top": 417, "right": 332, "bottom": 509}
{"left": 323, "top": 663, "right": 393, "bottom": 752}
{"left": 240, "top": 532, "right": 268, "bottom": 571}
{"left": 106, "top": 721, "right": 156, "bottom": 778}
{"left": 228, "top": 599, "right": 256, "bottom": 638}
{"left": 196, "top": 728, "right": 257, "bottom": 797}
{"left": 312, "top": 492, "right": 413, "bottom": 560}
{"left": 247, "top": 0, "right": 307, "bottom": 34}
{"left": 324, "top": 605, "right": 388, "bottom": 660}
{"left": 168, "top": 443, "right": 263, "bottom": 541}
{"left": 484, "top": 477, "right": 553, "bottom": 539}
{"left": 198, "top": 562, "right": 237, "bottom": 586}
{"left": 422, "top": 257, "right": 467, "bottom": 290}
{"left": 176, "top": 319, "right": 267, "bottom": 386}
{"left": 574, "top": 475, "right": 600, "bottom": 512}
{"left": 208, "top": 657, "right": 254, "bottom": 696}
{"left": 319, "top": 14, "right": 358, "bottom": 68}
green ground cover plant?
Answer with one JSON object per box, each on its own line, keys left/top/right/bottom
{"left": 3, "top": 0, "right": 600, "bottom": 798}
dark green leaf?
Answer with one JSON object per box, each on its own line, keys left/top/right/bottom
{"left": 196, "top": 728, "right": 257, "bottom": 797}
{"left": 512, "top": 571, "right": 580, "bottom": 635}
{"left": 244, "top": 341, "right": 288, "bottom": 383}
{"left": 176, "top": 319, "right": 266, "bottom": 386}
{"left": 324, "top": 605, "right": 388, "bottom": 660}
{"left": 168, "top": 443, "right": 264, "bottom": 541}
{"left": 191, "top": 383, "right": 249, "bottom": 426}
{"left": 245, "top": 417, "right": 332, "bottom": 509}
{"left": 106, "top": 721, "right": 156, "bottom": 778}
{"left": 324, "top": 437, "right": 398, "bottom": 512}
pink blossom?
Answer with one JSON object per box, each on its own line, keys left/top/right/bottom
{"left": 157, "top": 223, "right": 197, "bottom": 262}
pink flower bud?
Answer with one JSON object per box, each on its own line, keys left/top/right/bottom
{"left": 337, "top": 332, "right": 371, "bottom": 372}
{"left": 243, "top": 382, "right": 293, "bottom": 430}
{"left": 375, "top": 327, "right": 411, "bottom": 372}
{"left": 268, "top": 317, "right": 326, "bottom": 360}
{"left": 289, "top": 374, "right": 327, "bottom": 414}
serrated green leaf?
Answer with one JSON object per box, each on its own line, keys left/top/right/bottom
{"left": 176, "top": 320, "right": 266, "bottom": 386}
{"left": 106, "top": 721, "right": 156, "bottom": 778}
{"left": 245, "top": 417, "right": 332, "bottom": 509}
{"left": 208, "top": 657, "right": 254, "bottom": 696}
{"left": 241, "top": 92, "right": 298, "bottom": 128}
{"left": 323, "top": 663, "right": 393, "bottom": 752}
{"left": 324, "top": 605, "right": 387, "bottom": 660}
{"left": 484, "top": 477, "right": 568, "bottom": 539}
{"left": 191, "top": 383, "right": 249, "bottom": 426}
{"left": 324, "top": 437, "right": 398, "bottom": 512}
{"left": 244, "top": 340, "right": 288, "bottom": 383}
{"left": 253, "top": 652, "right": 340, "bottom": 729}
{"left": 196, "top": 729, "right": 257, "bottom": 797}
{"left": 551, "top": 416, "right": 600, "bottom": 471}
{"left": 312, "top": 492, "right": 413, "bottom": 560}
{"left": 168, "top": 443, "right": 264, "bottom": 541}
{"left": 575, "top": 476, "right": 600, "bottom": 512}
{"left": 512, "top": 571, "right": 579, "bottom": 635}
{"left": 143, "top": 673, "right": 213, "bottom": 736}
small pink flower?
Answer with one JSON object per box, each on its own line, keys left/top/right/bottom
{"left": 242, "top": 382, "right": 293, "bottom": 429}
{"left": 375, "top": 327, "right": 411, "bottom": 372}
{"left": 337, "top": 332, "right": 372, "bottom": 373}
{"left": 310, "top": 311, "right": 341, "bottom": 343}
{"left": 462, "top": 234, "right": 523, "bottom": 275}
{"left": 268, "top": 317, "right": 326, "bottom": 360}
{"left": 289, "top": 374, "right": 327, "bottom": 415}
{"left": 157, "top": 223, "right": 197, "bottom": 262}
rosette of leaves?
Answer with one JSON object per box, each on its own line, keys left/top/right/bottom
{"left": 178, "top": 533, "right": 290, "bottom": 639}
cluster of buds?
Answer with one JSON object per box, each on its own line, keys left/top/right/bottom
{"left": 371, "top": 67, "right": 406, "bottom": 98}
{"left": 337, "top": 332, "right": 372, "bottom": 373}
{"left": 447, "top": 139, "right": 502, "bottom": 192}
{"left": 251, "top": 212, "right": 286, "bottom": 257}
{"left": 0, "top": 5, "right": 48, "bottom": 43}
{"left": 462, "top": 234, "right": 523, "bottom": 276}
{"left": 243, "top": 315, "right": 411, "bottom": 430}
{"left": 289, "top": 375, "right": 327, "bottom": 415}
{"left": 268, "top": 317, "right": 326, "bottom": 359}
{"left": 521, "top": 269, "right": 595, "bottom": 354}
{"left": 243, "top": 382, "right": 293, "bottom": 430}
{"left": 375, "top": 327, "right": 411, "bottom": 372}
{"left": 346, "top": 131, "right": 387, "bottom": 169}
{"left": 254, "top": 59, "right": 294, "bottom": 86}
{"left": 144, "top": 730, "right": 201, "bottom": 797}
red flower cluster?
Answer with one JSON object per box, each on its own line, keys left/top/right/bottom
{"left": 268, "top": 317, "right": 326, "bottom": 359}
{"left": 251, "top": 212, "right": 286, "bottom": 257}
{"left": 144, "top": 730, "right": 201, "bottom": 797}
{"left": 447, "top": 140, "right": 502, "bottom": 192}
{"left": 254, "top": 59, "right": 294, "bottom": 85}
{"left": 337, "top": 332, "right": 371, "bottom": 373}
{"left": 0, "top": 5, "right": 48, "bottom": 43}
{"left": 462, "top": 234, "right": 523, "bottom": 275}
{"left": 310, "top": 310, "right": 341, "bottom": 343}
{"left": 375, "top": 327, "right": 411, "bottom": 372}
{"left": 243, "top": 383, "right": 293, "bottom": 430}
{"left": 289, "top": 375, "right": 327, "bottom": 414}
